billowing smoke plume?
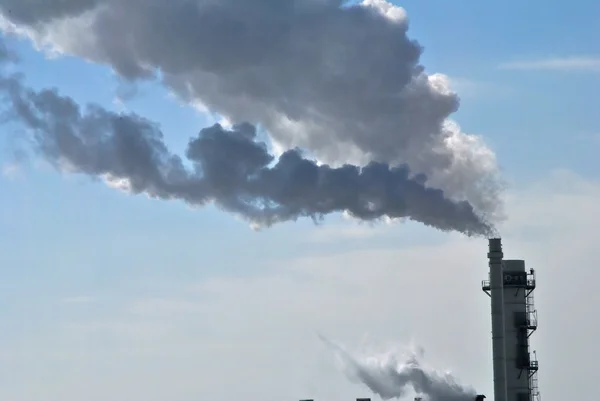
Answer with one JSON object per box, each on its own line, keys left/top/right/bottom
{"left": 320, "top": 335, "right": 478, "bottom": 401}
{"left": 0, "top": 0, "right": 504, "bottom": 233}
{"left": 0, "top": 70, "right": 492, "bottom": 235}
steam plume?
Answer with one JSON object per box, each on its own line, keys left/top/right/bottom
{"left": 0, "top": 71, "right": 492, "bottom": 235}
{"left": 0, "top": 0, "right": 504, "bottom": 225}
{"left": 320, "top": 335, "right": 478, "bottom": 401}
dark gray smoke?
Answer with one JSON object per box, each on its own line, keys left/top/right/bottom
{"left": 0, "top": 70, "right": 492, "bottom": 235}
{"left": 0, "top": 0, "right": 504, "bottom": 224}
{"left": 320, "top": 335, "right": 478, "bottom": 401}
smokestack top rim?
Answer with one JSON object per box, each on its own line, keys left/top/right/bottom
{"left": 488, "top": 238, "right": 503, "bottom": 254}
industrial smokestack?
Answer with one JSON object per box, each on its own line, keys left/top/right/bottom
{"left": 488, "top": 238, "right": 507, "bottom": 401}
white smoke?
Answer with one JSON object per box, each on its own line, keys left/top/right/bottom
{"left": 320, "top": 335, "right": 478, "bottom": 401}
{"left": 0, "top": 0, "right": 504, "bottom": 226}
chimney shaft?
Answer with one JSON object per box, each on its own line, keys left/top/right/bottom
{"left": 488, "top": 238, "right": 507, "bottom": 401}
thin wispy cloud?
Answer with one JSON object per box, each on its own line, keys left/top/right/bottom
{"left": 1, "top": 163, "right": 19, "bottom": 179}
{"left": 573, "top": 132, "right": 600, "bottom": 145}
{"left": 61, "top": 296, "right": 98, "bottom": 305}
{"left": 499, "top": 56, "right": 600, "bottom": 72}
{"left": 447, "top": 77, "right": 515, "bottom": 98}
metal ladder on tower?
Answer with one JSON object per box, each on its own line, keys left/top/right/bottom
{"left": 529, "top": 351, "right": 541, "bottom": 401}
{"left": 525, "top": 274, "right": 538, "bottom": 336}
{"left": 526, "top": 269, "right": 540, "bottom": 401}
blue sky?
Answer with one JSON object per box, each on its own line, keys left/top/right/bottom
{"left": 0, "top": 1, "right": 599, "bottom": 400}
{"left": 400, "top": 0, "right": 600, "bottom": 180}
